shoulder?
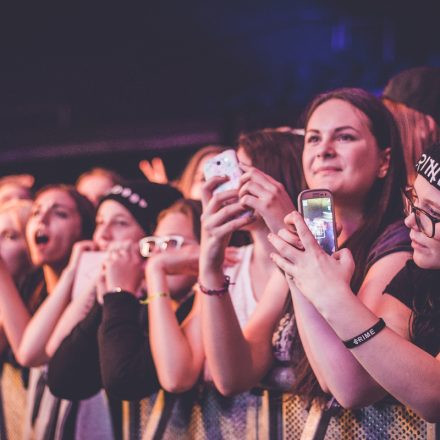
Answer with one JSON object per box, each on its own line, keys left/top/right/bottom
{"left": 365, "top": 220, "right": 412, "bottom": 275}
{"left": 385, "top": 259, "right": 440, "bottom": 310}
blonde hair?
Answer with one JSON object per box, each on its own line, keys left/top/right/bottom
{"left": 383, "top": 98, "right": 440, "bottom": 184}
{"left": 0, "top": 199, "right": 33, "bottom": 235}
{"left": 177, "top": 145, "right": 226, "bottom": 197}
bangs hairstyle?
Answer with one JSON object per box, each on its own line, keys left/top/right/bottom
{"left": 35, "top": 185, "right": 95, "bottom": 240}
{"left": 238, "top": 129, "right": 305, "bottom": 204}
{"left": 157, "top": 199, "right": 202, "bottom": 242}
{"left": 178, "top": 145, "right": 227, "bottom": 198}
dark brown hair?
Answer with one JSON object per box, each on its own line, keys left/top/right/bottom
{"left": 238, "top": 128, "right": 305, "bottom": 204}
{"left": 383, "top": 98, "right": 440, "bottom": 185}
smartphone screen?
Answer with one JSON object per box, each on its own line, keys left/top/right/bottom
{"left": 300, "top": 195, "right": 336, "bottom": 255}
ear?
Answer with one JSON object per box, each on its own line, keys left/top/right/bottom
{"left": 378, "top": 147, "right": 391, "bottom": 178}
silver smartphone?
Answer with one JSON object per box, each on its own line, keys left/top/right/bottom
{"left": 298, "top": 189, "right": 338, "bottom": 255}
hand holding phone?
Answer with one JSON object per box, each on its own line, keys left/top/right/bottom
{"left": 298, "top": 189, "right": 337, "bottom": 255}
{"left": 203, "top": 149, "right": 243, "bottom": 195}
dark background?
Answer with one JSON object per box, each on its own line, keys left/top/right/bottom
{"left": 1, "top": 1, "right": 439, "bottom": 187}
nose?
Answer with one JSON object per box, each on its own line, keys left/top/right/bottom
{"left": 404, "top": 210, "right": 418, "bottom": 231}
{"left": 94, "top": 222, "right": 113, "bottom": 247}
{"left": 316, "top": 136, "right": 336, "bottom": 159}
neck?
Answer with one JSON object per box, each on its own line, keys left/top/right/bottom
{"left": 43, "top": 264, "right": 63, "bottom": 294}
{"left": 334, "top": 201, "right": 365, "bottom": 246}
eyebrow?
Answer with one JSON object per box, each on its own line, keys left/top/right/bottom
{"left": 305, "top": 126, "right": 361, "bottom": 135}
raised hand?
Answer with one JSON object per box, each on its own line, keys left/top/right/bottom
{"left": 268, "top": 211, "right": 354, "bottom": 308}
{"left": 139, "top": 157, "right": 169, "bottom": 184}
{"left": 238, "top": 164, "right": 295, "bottom": 233}
{"left": 200, "top": 176, "right": 254, "bottom": 272}
{"left": 102, "top": 241, "right": 144, "bottom": 296}
{"left": 66, "top": 240, "right": 98, "bottom": 272}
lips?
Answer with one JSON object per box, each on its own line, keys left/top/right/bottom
{"left": 35, "top": 230, "right": 50, "bottom": 246}
{"left": 314, "top": 166, "right": 341, "bottom": 174}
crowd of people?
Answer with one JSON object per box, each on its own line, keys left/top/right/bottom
{"left": 0, "top": 66, "right": 439, "bottom": 439}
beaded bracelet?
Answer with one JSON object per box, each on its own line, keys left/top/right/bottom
{"left": 139, "top": 292, "right": 169, "bottom": 305}
{"left": 198, "top": 275, "right": 232, "bottom": 296}
{"left": 343, "top": 318, "right": 386, "bottom": 349}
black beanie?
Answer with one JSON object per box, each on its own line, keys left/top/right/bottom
{"left": 97, "top": 181, "right": 182, "bottom": 235}
{"left": 415, "top": 143, "right": 440, "bottom": 189}
{"left": 383, "top": 66, "right": 440, "bottom": 126}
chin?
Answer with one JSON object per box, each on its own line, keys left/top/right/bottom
{"left": 413, "top": 251, "right": 440, "bottom": 270}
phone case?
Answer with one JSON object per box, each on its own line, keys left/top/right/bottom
{"left": 298, "top": 189, "right": 338, "bottom": 254}
{"left": 203, "top": 149, "right": 243, "bottom": 195}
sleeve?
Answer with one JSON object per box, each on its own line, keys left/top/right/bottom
{"left": 98, "top": 293, "right": 160, "bottom": 401}
{"left": 383, "top": 260, "right": 414, "bottom": 309}
{"left": 47, "top": 301, "right": 103, "bottom": 400}
{"left": 365, "top": 220, "right": 412, "bottom": 274}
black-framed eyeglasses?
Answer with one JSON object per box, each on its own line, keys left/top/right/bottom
{"left": 402, "top": 187, "right": 440, "bottom": 238}
{"left": 139, "top": 235, "right": 185, "bottom": 258}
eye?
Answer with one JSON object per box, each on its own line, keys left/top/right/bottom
{"left": 54, "top": 210, "right": 69, "bottom": 219}
{"left": 305, "top": 134, "right": 320, "bottom": 145}
{"left": 31, "top": 207, "right": 40, "bottom": 217}
{"left": 427, "top": 207, "right": 440, "bottom": 220}
{"left": 336, "top": 133, "right": 356, "bottom": 142}
{"left": 1, "top": 230, "right": 19, "bottom": 240}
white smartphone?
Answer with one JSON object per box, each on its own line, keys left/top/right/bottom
{"left": 298, "top": 189, "right": 338, "bottom": 255}
{"left": 71, "top": 251, "right": 106, "bottom": 299}
{"left": 203, "top": 149, "right": 243, "bottom": 195}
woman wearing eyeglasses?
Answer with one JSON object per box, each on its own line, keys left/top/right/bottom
{"left": 269, "top": 142, "right": 440, "bottom": 422}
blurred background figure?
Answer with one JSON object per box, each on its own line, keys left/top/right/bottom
{"left": 0, "top": 199, "right": 35, "bottom": 440}
{"left": 382, "top": 66, "right": 440, "bottom": 184}
{"left": 0, "top": 174, "right": 34, "bottom": 206}
{"left": 76, "top": 167, "right": 123, "bottom": 207}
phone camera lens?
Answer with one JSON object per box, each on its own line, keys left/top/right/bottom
{"left": 216, "top": 161, "right": 221, "bottom": 165}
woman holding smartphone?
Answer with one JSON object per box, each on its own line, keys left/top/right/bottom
{"left": 270, "top": 142, "right": 440, "bottom": 424}
{"left": 143, "top": 129, "right": 304, "bottom": 438}
{"left": 193, "top": 89, "right": 414, "bottom": 438}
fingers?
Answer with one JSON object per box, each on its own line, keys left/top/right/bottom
{"left": 269, "top": 252, "right": 296, "bottom": 280}
{"left": 239, "top": 167, "right": 277, "bottom": 190}
{"left": 200, "top": 176, "right": 230, "bottom": 207}
{"left": 285, "top": 211, "right": 320, "bottom": 251}
{"left": 277, "top": 228, "right": 304, "bottom": 250}
{"left": 267, "top": 232, "right": 300, "bottom": 263}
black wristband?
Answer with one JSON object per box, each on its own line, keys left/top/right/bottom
{"left": 343, "top": 318, "right": 386, "bottom": 349}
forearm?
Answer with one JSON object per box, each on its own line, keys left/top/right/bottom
{"left": 291, "top": 286, "right": 385, "bottom": 407}
{"left": 18, "top": 267, "right": 75, "bottom": 366}
{"left": 46, "top": 284, "right": 96, "bottom": 357}
{"left": 47, "top": 302, "right": 102, "bottom": 399}
{"left": 147, "top": 265, "right": 201, "bottom": 392}
{"left": 200, "top": 269, "right": 256, "bottom": 395}
{"left": 99, "top": 293, "right": 159, "bottom": 400}
{"left": 321, "top": 294, "right": 440, "bottom": 421}
{"left": 0, "top": 266, "right": 31, "bottom": 357}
